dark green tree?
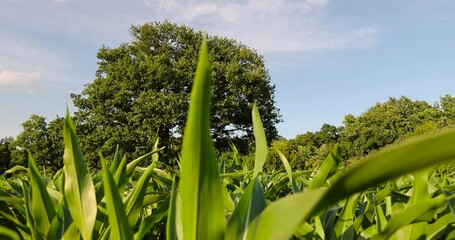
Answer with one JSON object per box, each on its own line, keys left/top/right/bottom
{"left": 440, "top": 94, "right": 455, "bottom": 125}
{"left": 314, "top": 124, "right": 340, "bottom": 146}
{"left": 71, "top": 21, "right": 281, "bottom": 166}
{"left": 9, "top": 115, "right": 64, "bottom": 171}
{"left": 0, "top": 137, "right": 13, "bottom": 174}
{"left": 339, "top": 96, "right": 443, "bottom": 159}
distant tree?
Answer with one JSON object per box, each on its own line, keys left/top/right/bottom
{"left": 314, "top": 124, "right": 340, "bottom": 146}
{"left": 0, "top": 137, "right": 13, "bottom": 174}
{"left": 46, "top": 117, "right": 64, "bottom": 169}
{"left": 440, "top": 94, "right": 455, "bottom": 125}
{"left": 9, "top": 115, "right": 64, "bottom": 171}
{"left": 71, "top": 21, "right": 281, "bottom": 166}
{"left": 339, "top": 96, "right": 443, "bottom": 159}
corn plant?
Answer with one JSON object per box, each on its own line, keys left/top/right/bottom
{"left": 0, "top": 128, "right": 172, "bottom": 239}
{"left": 166, "top": 40, "right": 455, "bottom": 239}
{"left": 1, "top": 40, "right": 455, "bottom": 239}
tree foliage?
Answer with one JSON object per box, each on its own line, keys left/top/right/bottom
{"left": 0, "top": 137, "right": 13, "bottom": 174}
{"left": 339, "top": 96, "right": 444, "bottom": 158}
{"left": 71, "top": 21, "right": 281, "bottom": 165}
{"left": 268, "top": 96, "right": 455, "bottom": 171}
{"left": 9, "top": 115, "right": 64, "bottom": 171}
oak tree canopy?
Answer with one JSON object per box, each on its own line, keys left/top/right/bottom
{"left": 71, "top": 21, "right": 281, "bottom": 164}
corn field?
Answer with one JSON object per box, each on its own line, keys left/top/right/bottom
{"left": 1, "top": 41, "right": 455, "bottom": 239}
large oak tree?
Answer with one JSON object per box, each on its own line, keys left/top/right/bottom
{"left": 71, "top": 21, "right": 281, "bottom": 165}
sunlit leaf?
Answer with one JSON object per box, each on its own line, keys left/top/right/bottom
{"left": 179, "top": 40, "right": 225, "bottom": 239}
{"left": 62, "top": 109, "right": 97, "bottom": 240}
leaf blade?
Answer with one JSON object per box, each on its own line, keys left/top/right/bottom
{"left": 62, "top": 110, "right": 97, "bottom": 240}
{"left": 178, "top": 40, "right": 225, "bottom": 239}
{"left": 252, "top": 103, "right": 268, "bottom": 177}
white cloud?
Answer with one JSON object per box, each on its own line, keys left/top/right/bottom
{"left": 0, "top": 68, "right": 42, "bottom": 92}
{"left": 1, "top": 0, "right": 381, "bottom": 55}
{"left": 144, "top": 0, "right": 380, "bottom": 53}
{"left": 0, "top": 30, "right": 79, "bottom": 93}
{"left": 0, "top": 0, "right": 382, "bottom": 94}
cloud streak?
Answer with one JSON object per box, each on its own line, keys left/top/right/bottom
{"left": 0, "top": 68, "right": 42, "bottom": 92}
{"left": 145, "top": 0, "right": 380, "bottom": 53}
{"left": 0, "top": 0, "right": 381, "bottom": 93}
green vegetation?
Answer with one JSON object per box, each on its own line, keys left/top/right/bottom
{"left": 70, "top": 21, "right": 281, "bottom": 165}
{"left": 1, "top": 40, "right": 455, "bottom": 239}
{"left": 268, "top": 95, "right": 455, "bottom": 172}
{"left": 1, "top": 22, "right": 455, "bottom": 239}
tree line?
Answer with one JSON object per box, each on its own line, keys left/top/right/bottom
{"left": 3, "top": 94, "right": 454, "bottom": 174}
{"left": 267, "top": 95, "right": 455, "bottom": 171}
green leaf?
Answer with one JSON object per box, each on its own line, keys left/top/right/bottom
{"left": 113, "top": 155, "right": 128, "bottom": 196}
{"left": 331, "top": 194, "right": 359, "bottom": 240}
{"left": 371, "top": 195, "right": 446, "bottom": 240}
{"left": 275, "top": 149, "right": 298, "bottom": 193}
{"left": 135, "top": 194, "right": 170, "bottom": 239}
{"left": 62, "top": 110, "right": 97, "bottom": 240}
{"left": 126, "top": 148, "right": 164, "bottom": 177}
{"left": 178, "top": 40, "right": 225, "bottom": 240}
{"left": 315, "top": 129, "right": 455, "bottom": 216}
{"left": 374, "top": 198, "right": 387, "bottom": 233}
{"left": 22, "top": 181, "right": 38, "bottom": 240}
{"left": 109, "top": 145, "right": 122, "bottom": 174}
{"left": 166, "top": 179, "right": 179, "bottom": 240}
{"left": 47, "top": 204, "right": 74, "bottom": 240}
{"left": 309, "top": 144, "right": 342, "bottom": 190}
{"left": 28, "top": 153, "right": 56, "bottom": 238}
{"left": 4, "top": 165, "right": 28, "bottom": 174}
{"left": 0, "top": 225, "right": 20, "bottom": 240}
{"left": 124, "top": 161, "right": 156, "bottom": 227}
{"left": 226, "top": 177, "right": 266, "bottom": 240}
{"left": 101, "top": 155, "right": 134, "bottom": 240}
{"left": 427, "top": 212, "right": 455, "bottom": 239}
{"left": 408, "top": 170, "right": 431, "bottom": 239}
{"left": 245, "top": 188, "right": 328, "bottom": 240}
{"left": 252, "top": 103, "right": 268, "bottom": 178}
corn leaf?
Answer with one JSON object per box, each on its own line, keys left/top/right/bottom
{"left": 28, "top": 153, "right": 55, "bottom": 238}
{"left": 427, "top": 212, "right": 455, "bottom": 239}
{"left": 135, "top": 194, "right": 170, "bottom": 239}
{"left": 226, "top": 177, "right": 266, "bottom": 240}
{"left": 309, "top": 144, "right": 342, "bottom": 190}
{"left": 372, "top": 195, "right": 446, "bottom": 240}
{"left": 0, "top": 225, "right": 20, "bottom": 240}
{"left": 374, "top": 199, "right": 387, "bottom": 233}
{"left": 124, "top": 136, "right": 162, "bottom": 225}
{"left": 4, "top": 166, "right": 28, "bottom": 174}
{"left": 252, "top": 103, "right": 268, "bottom": 177}
{"left": 408, "top": 170, "right": 430, "bottom": 239}
{"left": 245, "top": 188, "right": 327, "bottom": 240}
{"left": 126, "top": 148, "right": 164, "bottom": 177}
{"left": 63, "top": 110, "right": 97, "bottom": 240}
{"left": 275, "top": 149, "right": 298, "bottom": 193}
{"left": 113, "top": 155, "right": 128, "bottom": 196}
{"left": 22, "top": 182, "right": 37, "bottom": 240}
{"left": 178, "top": 40, "right": 225, "bottom": 240}
{"left": 124, "top": 161, "right": 156, "bottom": 227}
{"left": 101, "top": 155, "right": 134, "bottom": 240}
{"left": 314, "top": 129, "right": 455, "bottom": 215}
{"left": 166, "top": 179, "right": 179, "bottom": 240}
{"left": 331, "top": 194, "right": 359, "bottom": 240}
{"left": 47, "top": 203, "right": 73, "bottom": 240}
{"left": 109, "top": 146, "right": 122, "bottom": 174}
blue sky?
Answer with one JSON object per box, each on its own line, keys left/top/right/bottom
{"left": 1, "top": 0, "right": 454, "bottom": 139}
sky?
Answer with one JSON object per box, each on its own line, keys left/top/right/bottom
{"left": 1, "top": 0, "right": 455, "bottom": 139}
